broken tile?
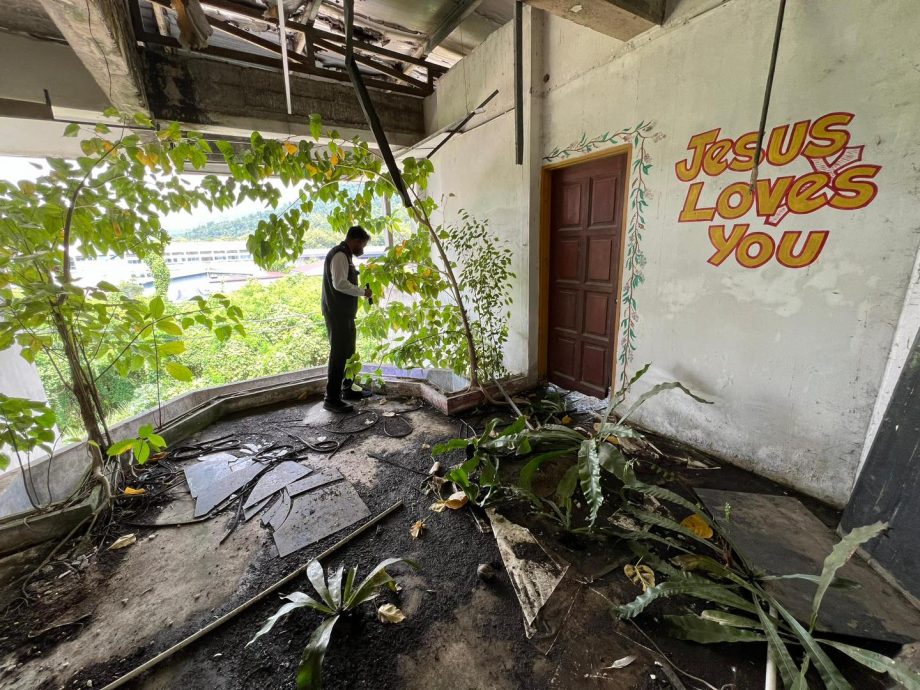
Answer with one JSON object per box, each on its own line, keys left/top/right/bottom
{"left": 696, "top": 488, "right": 920, "bottom": 644}
{"left": 286, "top": 467, "right": 343, "bottom": 497}
{"left": 243, "top": 496, "right": 272, "bottom": 522}
{"left": 262, "top": 489, "right": 292, "bottom": 531}
{"left": 272, "top": 482, "right": 370, "bottom": 558}
{"left": 183, "top": 453, "right": 236, "bottom": 497}
{"left": 193, "top": 459, "right": 266, "bottom": 518}
{"left": 243, "top": 462, "right": 312, "bottom": 509}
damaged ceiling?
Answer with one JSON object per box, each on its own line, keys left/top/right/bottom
{"left": 0, "top": 0, "right": 514, "bottom": 147}
{"left": 133, "top": 0, "right": 514, "bottom": 95}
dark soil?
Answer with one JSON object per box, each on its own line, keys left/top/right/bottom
{"left": 0, "top": 392, "right": 906, "bottom": 690}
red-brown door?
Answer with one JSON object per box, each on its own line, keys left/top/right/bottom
{"left": 547, "top": 153, "right": 626, "bottom": 398}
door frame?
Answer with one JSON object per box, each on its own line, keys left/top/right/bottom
{"left": 537, "top": 143, "right": 633, "bottom": 390}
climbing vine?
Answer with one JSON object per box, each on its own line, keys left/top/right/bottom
{"left": 544, "top": 121, "right": 656, "bottom": 388}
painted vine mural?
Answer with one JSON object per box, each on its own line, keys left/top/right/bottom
{"left": 544, "top": 121, "right": 657, "bottom": 388}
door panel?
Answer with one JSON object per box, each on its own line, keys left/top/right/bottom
{"left": 547, "top": 153, "right": 627, "bottom": 398}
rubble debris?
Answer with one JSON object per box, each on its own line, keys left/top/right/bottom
{"left": 272, "top": 482, "right": 370, "bottom": 557}
{"left": 477, "top": 563, "right": 497, "bottom": 581}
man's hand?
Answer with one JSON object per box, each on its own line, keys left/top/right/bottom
{"left": 364, "top": 287, "right": 372, "bottom": 299}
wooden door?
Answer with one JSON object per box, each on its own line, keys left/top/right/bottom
{"left": 546, "top": 153, "right": 626, "bottom": 398}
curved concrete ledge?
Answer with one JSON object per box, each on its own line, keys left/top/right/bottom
{"left": 0, "top": 367, "right": 533, "bottom": 553}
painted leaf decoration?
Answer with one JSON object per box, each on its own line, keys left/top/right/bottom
{"left": 624, "top": 563, "right": 656, "bottom": 591}
{"left": 410, "top": 520, "right": 426, "bottom": 539}
{"left": 123, "top": 487, "right": 145, "bottom": 495}
{"left": 109, "top": 534, "right": 137, "bottom": 550}
{"left": 680, "top": 514, "right": 714, "bottom": 539}
{"left": 377, "top": 603, "right": 406, "bottom": 624}
{"left": 430, "top": 491, "right": 468, "bottom": 513}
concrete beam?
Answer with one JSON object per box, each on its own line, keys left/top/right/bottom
{"left": 37, "top": 0, "right": 149, "bottom": 114}
{"left": 525, "top": 0, "right": 663, "bottom": 41}
{"left": 141, "top": 50, "right": 425, "bottom": 146}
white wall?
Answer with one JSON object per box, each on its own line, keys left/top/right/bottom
{"left": 425, "top": 0, "right": 920, "bottom": 505}
{"left": 0, "top": 345, "right": 55, "bottom": 471}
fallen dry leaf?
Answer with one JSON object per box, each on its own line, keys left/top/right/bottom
{"left": 429, "top": 491, "right": 469, "bottom": 513}
{"left": 561, "top": 415, "right": 572, "bottom": 425}
{"left": 410, "top": 520, "right": 426, "bottom": 539}
{"left": 624, "top": 563, "right": 656, "bottom": 591}
{"left": 603, "top": 655, "right": 637, "bottom": 670}
{"left": 377, "top": 603, "right": 406, "bottom": 624}
{"left": 109, "top": 534, "right": 137, "bottom": 551}
{"left": 123, "top": 487, "right": 145, "bottom": 496}
{"left": 680, "top": 514, "right": 714, "bottom": 539}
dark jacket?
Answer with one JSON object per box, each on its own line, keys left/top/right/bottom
{"left": 321, "top": 242, "right": 359, "bottom": 320}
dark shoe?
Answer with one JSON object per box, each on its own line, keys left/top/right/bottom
{"left": 323, "top": 398, "right": 354, "bottom": 413}
{"left": 342, "top": 387, "right": 373, "bottom": 401}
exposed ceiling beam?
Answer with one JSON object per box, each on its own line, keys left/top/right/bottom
{"left": 305, "top": 0, "right": 323, "bottom": 25}
{"left": 425, "top": 0, "right": 484, "bottom": 55}
{"left": 37, "top": 0, "right": 149, "bottom": 114}
{"left": 525, "top": 0, "right": 664, "bottom": 41}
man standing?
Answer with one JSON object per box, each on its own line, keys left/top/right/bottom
{"left": 321, "top": 225, "right": 373, "bottom": 412}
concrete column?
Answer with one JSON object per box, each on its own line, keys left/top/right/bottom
{"left": 38, "top": 0, "right": 149, "bottom": 114}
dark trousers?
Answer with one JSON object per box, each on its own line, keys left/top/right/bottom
{"left": 323, "top": 310, "right": 356, "bottom": 402}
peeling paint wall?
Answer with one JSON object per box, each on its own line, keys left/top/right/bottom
{"left": 425, "top": 0, "right": 920, "bottom": 505}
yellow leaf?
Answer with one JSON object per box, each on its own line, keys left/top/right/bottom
{"left": 102, "top": 140, "right": 115, "bottom": 153}
{"left": 561, "top": 415, "right": 572, "bottom": 425}
{"left": 283, "top": 142, "right": 298, "bottom": 156}
{"left": 624, "top": 563, "right": 656, "bottom": 591}
{"left": 330, "top": 153, "right": 339, "bottom": 166}
{"left": 680, "top": 514, "right": 714, "bottom": 539}
{"left": 430, "top": 490, "right": 468, "bottom": 513}
{"left": 377, "top": 603, "right": 406, "bottom": 624}
{"left": 306, "top": 164, "right": 319, "bottom": 175}
{"left": 394, "top": 245, "right": 405, "bottom": 257}
{"left": 123, "top": 487, "right": 145, "bottom": 495}
{"left": 410, "top": 520, "right": 426, "bottom": 539}
{"left": 109, "top": 533, "right": 137, "bottom": 550}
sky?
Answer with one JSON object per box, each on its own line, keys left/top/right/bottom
{"left": 0, "top": 155, "right": 302, "bottom": 233}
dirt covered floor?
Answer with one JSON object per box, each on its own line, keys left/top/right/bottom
{"left": 0, "top": 393, "right": 903, "bottom": 689}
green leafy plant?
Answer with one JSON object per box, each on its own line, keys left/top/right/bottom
{"left": 0, "top": 393, "right": 56, "bottom": 471}
{"left": 249, "top": 557, "right": 418, "bottom": 689}
{"left": 433, "top": 364, "right": 711, "bottom": 528}
{"left": 609, "top": 506, "right": 920, "bottom": 688}
{"left": 0, "top": 112, "right": 281, "bottom": 499}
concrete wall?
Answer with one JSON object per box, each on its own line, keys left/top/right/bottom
{"left": 424, "top": 0, "right": 920, "bottom": 505}
{"left": 0, "top": 32, "right": 109, "bottom": 110}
